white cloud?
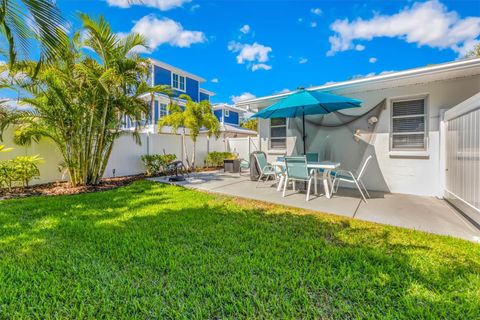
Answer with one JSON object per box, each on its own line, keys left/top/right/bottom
{"left": 311, "top": 8, "right": 322, "bottom": 16}
{"left": 127, "top": 15, "right": 206, "bottom": 52}
{"left": 355, "top": 44, "right": 365, "bottom": 51}
{"left": 190, "top": 4, "right": 200, "bottom": 11}
{"left": 277, "top": 88, "right": 290, "bottom": 94}
{"left": 106, "top": 0, "right": 191, "bottom": 11}
{"left": 240, "top": 24, "right": 251, "bottom": 34}
{"left": 231, "top": 92, "right": 256, "bottom": 104}
{"left": 369, "top": 57, "right": 377, "bottom": 63}
{"left": 228, "top": 41, "right": 272, "bottom": 71}
{"left": 211, "top": 78, "right": 219, "bottom": 83}
{"left": 310, "top": 21, "right": 317, "bottom": 28}
{"left": 251, "top": 63, "right": 272, "bottom": 71}
{"left": 299, "top": 57, "right": 308, "bottom": 64}
{"left": 327, "top": 0, "right": 480, "bottom": 56}
{"left": 298, "top": 18, "right": 303, "bottom": 23}
{"left": 350, "top": 70, "right": 395, "bottom": 80}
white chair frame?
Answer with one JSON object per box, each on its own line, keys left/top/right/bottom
{"left": 254, "top": 154, "right": 279, "bottom": 187}
{"left": 332, "top": 155, "right": 372, "bottom": 202}
{"left": 282, "top": 157, "right": 317, "bottom": 202}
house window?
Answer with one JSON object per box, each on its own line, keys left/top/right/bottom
{"left": 172, "top": 73, "right": 185, "bottom": 91}
{"left": 391, "top": 98, "right": 427, "bottom": 150}
{"left": 159, "top": 103, "right": 168, "bottom": 118}
{"left": 224, "top": 109, "right": 230, "bottom": 117}
{"left": 154, "top": 101, "right": 159, "bottom": 122}
{"left": 154, "top": 101, "right": 169, "bottom": 123}
{"left": 270, "top": 118, "right": 287, "bottom": 149}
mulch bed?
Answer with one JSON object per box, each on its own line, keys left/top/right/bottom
{"left": 0, "top": 174, "right": 146, "bottom": 200}
{"left": 0, "top": 167, "right": 225, "bottom": 201}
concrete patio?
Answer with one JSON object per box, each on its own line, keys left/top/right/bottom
{"left": 149, "top": 170, "right": 480, "bottom": 242}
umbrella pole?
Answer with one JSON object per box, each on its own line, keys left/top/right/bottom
{"left": 302, "top": 110, "right": 306, "bottom": 154}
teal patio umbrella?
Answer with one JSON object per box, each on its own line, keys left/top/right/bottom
{"left": 252, "top": 89, "right": 362, "bottom": 154}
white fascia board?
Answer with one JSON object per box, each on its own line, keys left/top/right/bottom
{"left": 149, "top": 58, "right": 206, "bottom": 83}
{"left": 213, "top": 104, "right": 247, "bottom": 113}
{"left": 236, "top": 58, "right": 480, "bottom": 108}
{"left": 200, "top": 88, "right": 216, "bottom": 96}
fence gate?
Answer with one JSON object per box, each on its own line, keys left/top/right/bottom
{"left": 444, "top": 92, "right": 480, "bottom": 226}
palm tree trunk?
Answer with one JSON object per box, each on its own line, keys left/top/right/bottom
{"left": 182, "top": 129, "right": 190, "bottom": 168}
{"left": 191, "top": 140, "right": 196, "bottom": 169}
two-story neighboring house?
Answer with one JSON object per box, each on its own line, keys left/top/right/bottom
{"left": 212, "top": 104, "right": 257, "bottom": 138}
{"left": 124, "top": 59, "right": 215, "bottom": 133}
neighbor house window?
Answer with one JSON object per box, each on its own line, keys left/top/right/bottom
{"left": 172, "top": 73, "right": 185, "bottom": 91}
{"left": 270, "top": 118, "right": 287, "bottom": 149}
{"left": 391, "top": 98, "right": 427, "bottom": 150}
{"left": 159, "top": 103, "right": 168, "bottom": 118}
{"left": 154, "top": 101, "right": 169, "bottom": 123}
{"left": 224, "top": 109, "right": 230, "bottom": 117}
{"left": 154, "top": 101, "right": 159, "bottom": 122}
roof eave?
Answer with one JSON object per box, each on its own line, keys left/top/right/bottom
{"left": 235, "top": 57, "right": 480, "bottom": 108}
{"left": 148, "top": 58, "right": 206, "bottom": 83}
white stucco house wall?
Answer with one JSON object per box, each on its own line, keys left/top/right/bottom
{"left": 236, "top": 58, "right": 480, "bottom": 200}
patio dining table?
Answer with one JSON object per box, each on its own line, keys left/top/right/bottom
{"left": 272, "top": 160, "right": 341, "bottom": 198}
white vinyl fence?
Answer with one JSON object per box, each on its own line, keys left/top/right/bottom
{"left": 0, "top": 128, "right": 228, "bottom": 185}
{"left": 227, "top": 136, "right": 260, "bottom": 160}
{"left": 444, "top": 92, "right": 480, "bottom": 225}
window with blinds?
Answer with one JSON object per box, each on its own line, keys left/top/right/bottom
{"left": 270, "top": 118, "right": 287, "bottom": 149}
{"left": 391, "top": 98, "right": 427, "bottom": 150}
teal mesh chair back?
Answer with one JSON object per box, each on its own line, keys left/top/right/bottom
{"left": 285, "top": 156, "right": 309, "bottom": 180}
{"left": 255, "top": 153, "right": 268, "bottom": 172}
{"left": 305, "top": 153, "right": 319, "bottom": 162}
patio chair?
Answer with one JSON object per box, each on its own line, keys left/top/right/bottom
{"left": 254, "top": 153, "right": 278, "bottom": 187}
{"left": 331, "top": 155, "right": 372, "bottom": 202}
{"left": 239, "top": 159, "right": 250, "bottom": 175}
{"left": 305, "top": 153, "right": 319, "bottom": 162}
{"left": 282, "top": 156, "right": 316, "bottom": 201}
{"left": 166, "top": 160, "right": 189, "bottom": 182}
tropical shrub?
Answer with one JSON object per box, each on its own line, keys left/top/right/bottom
{"left": 0, "top": 155, "right": 43, "bottom": 189}
{"left": 11, "top": 155, "right": 43, "bottom": 187}
{"left": 206, "top": 152, "right": 237, "bottom": 167}
{"left": 240, "top": 119, "right": 257, "bottom": 131}
{"left": 158, "top": 95, "right": 219, "bottom": 169}
{"left": 0, "top": 160, "right": 16, "bottom": 191}
{"left": 0, "top": 0, "right": 65, "bottom": 65}
{"left": 0, "top": 14, "right": 170, "bottom": 186}
{"left": 141, "top": 154, "right": 176, "bottom": 176}
{"left": 0, "top": 145, "right": 13, "bottom": 153}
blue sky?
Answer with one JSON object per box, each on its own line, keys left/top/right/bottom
{"left": 3, "top": 0, "right": 480, "bottom": 103}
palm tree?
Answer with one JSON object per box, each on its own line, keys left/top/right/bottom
{"left": 159, "top": 95, "right": 220, "bottom": 169}
{"left": 0, "top": 0, "right": 65, "bottom": 64}
{"left": 0, "top": 14, "right": 168, "bottom": 186}
{"left": 0, "top": 145, "right": 12, "bottom": 152}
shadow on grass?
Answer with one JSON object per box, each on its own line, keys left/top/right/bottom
{"left": 0, "top": 181, "right": 479, "bottom": 319}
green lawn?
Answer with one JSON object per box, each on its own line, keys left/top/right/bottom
{"left": 0, "top": 181, "right": 479, "bottom": 319}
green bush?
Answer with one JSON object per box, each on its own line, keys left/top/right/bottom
{"left": 206, "top": 152, "right": 237, "bottom": 167}
{"left": 0, "top": 160, "right": 16, "bottom": 191}
{"left": 11, "top": 155, "right": 43, "bottom": 187}
{"left": 141, "top": 154, "right": 176, "bottom": 176}
{"left": 0, "top": 155, "right": 43, "bottom": 189}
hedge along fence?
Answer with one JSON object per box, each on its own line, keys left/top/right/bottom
{"left": 140, "top": 154, "right": 177, "bottom": 176}
{"left": 0, "top": 127, "right": 229, "bottom": 185}
{"left": 205, "top": 152, "right": 237, "bottom": 167}
{"left": 0, "top": 153, "right": 43, "bottom": 190}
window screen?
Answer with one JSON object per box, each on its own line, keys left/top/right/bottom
{"left": 391, "top": 99, "right": 426, "bottom": 150}
{"left": 270, "top": 118, "right": 286, "bottom": 149}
